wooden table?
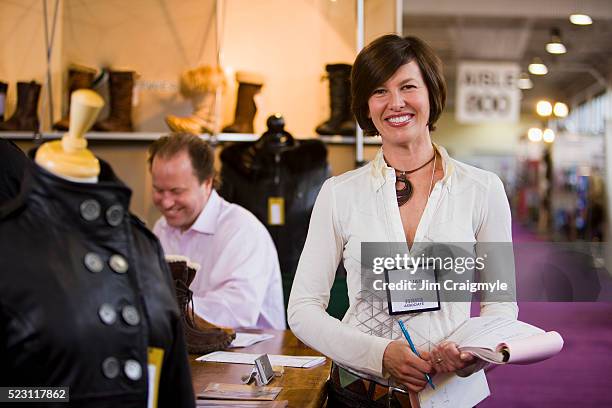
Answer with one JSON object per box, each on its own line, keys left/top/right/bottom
{"left": 190, "top": 330, "right": 330, "bottom": 408}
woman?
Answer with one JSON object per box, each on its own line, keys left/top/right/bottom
{"left": 288, "top": 34, "right": 517, "bottom": 407}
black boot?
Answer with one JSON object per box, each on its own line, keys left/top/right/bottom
{"left": 222, "top": 71, "right": 264, "bottom": 134}
{"left": 0, "top": 81, "right": 41, "bottom": 132}
{"left": 94, "top": 70, "right": 134, "bottom": 132}
{"left": 53, "top": 65, "right": 96, "bottom": 131}
{"left": 316, "top": 64, "right": 355, "bottom": 136}
{"left": 0, "top": 81, "right": 7, "bottom": 122}
{"left": 166, "top": 256, "right": 235, "bottom": 354}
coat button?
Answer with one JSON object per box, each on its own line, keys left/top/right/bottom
{"left": 80, "top": 199, "right": 101, "bottom": 221}
{"left": 84, "top": 252, "right": 104, "bottom": 273}
{"left": 102, "top": 357, "right": 120, "bottom": 379}
{"left": 121, "top": 305, "right": 140, "bottom": 326}
{"left": 98, "top": 303, "right": 117, "bottom": 325}
{"left": 109, "top": 254, "right": 128, "bottom": 274}
{"left": 106, "top": 204, "right": 124, "bottom": 227}
{"left": 124, "top": 359, "right": 142, "bottom": 381}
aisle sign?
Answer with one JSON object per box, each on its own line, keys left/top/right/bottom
{"left": 456, "top": 61, "right": 520, "bottom": 124}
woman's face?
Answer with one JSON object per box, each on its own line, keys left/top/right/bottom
{"left": 367, "top": 61, "right": 430, "bottom": 144}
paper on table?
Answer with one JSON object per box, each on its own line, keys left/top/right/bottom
{"left": 199, "top": 383, "right": 282, "bottom": 401}
{"left": 196, "top": 351, "right": 326, "bottom": 368}
{"left": 230, "top": 333, "right": 275, "bottom": 348}
{"left": 196, "top": 400, "right": 288, "bottom": 407}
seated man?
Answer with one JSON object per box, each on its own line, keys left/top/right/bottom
{"left": 149, "top": 133, "right": 285, "bottom": 330}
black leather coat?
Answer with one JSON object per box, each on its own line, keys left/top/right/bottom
{"left": 219, "top": 138, "right": 330, "bottom": 292}
{"left": 0, "top": 138, "right": 27, "bottom": 205}
{"left": 0, "top": 154, "right": 194, "bottom": 407}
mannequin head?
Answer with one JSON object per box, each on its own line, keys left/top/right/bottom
{"left": 35, "top": 89, "right": 104, "bottom": 182}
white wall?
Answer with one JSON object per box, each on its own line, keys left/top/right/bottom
{"left": 0, "top": 0, "right": 64, "bottom": 130}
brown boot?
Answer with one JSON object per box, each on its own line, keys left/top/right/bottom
{"left": 53, "top": 65, "right": 96, "bottom": 131}
{"left": 315, "top": 64, "right": 355, "bottom": 136}
{"left": 222, "top": 71, "right": 264, "bottom": 134}
{"left": 93, "top": 70, "right": 134, "bottom": 131}
{"left": 166, "top": 255, "right": 235, "bottom": 354}
{"left": 0, "top": 81, "right": 7, "bottom": 121}
{"left": 0, "top": 81, "right": 41, "bottom": 132}
{"left": 165, "top": 66, "right": 225, "bottom": 135}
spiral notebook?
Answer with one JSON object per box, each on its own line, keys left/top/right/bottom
{"left": 446, "top": 316, "right": 564, "bottom": 364}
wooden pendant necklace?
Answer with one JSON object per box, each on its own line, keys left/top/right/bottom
{"left": 394, "top": 151, "right": 436, "bottom": 207}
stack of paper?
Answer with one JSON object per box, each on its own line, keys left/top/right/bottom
{"left": 196, "top": 352, "right": 326, "bottom": 368}
{"left": 229, "top": 333, "right": 275, "bottom": 348}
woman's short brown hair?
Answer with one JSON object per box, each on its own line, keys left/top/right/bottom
{"left": 351, "top": 34, "right": 446, "bottom": 136}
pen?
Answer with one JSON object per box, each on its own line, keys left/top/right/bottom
{"left": 398, "top": 319, "right": 435, "bottom": 390}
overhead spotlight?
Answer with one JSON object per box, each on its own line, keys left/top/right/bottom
{"left": 543, "top": 128, "right": 555, "bottom": 143}
{"left": 517, "top": 72, "right": 533, "bottom": 90}
{"left": 528, "top": 57, "right": 548, "bottom": 75}
{"left": 536, "top": 100, "right": 553, "bottom": 117}
{"left": 570, "top": 14, "right": 592, "bottom": 25}
{"left": 546, "top": 28, "right": 567, "bottom": 54}
{"left": 553, "top": 102, "right": 569, "bottom": 117}
{"left": 528, "top": 128, "right": 543, "bottom": 142}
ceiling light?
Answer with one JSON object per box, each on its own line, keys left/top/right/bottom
{"left": 570, "top": 14, "right": 592, "bottom": 25}
{"left": 536, "top": 100, "right": 553, "bottom": 116}
{"left": 528, "top": 128, "right": 543, "bottom": 142}
{"left": 517, "top": 72, "right": 533, "bottom": 90}
{"left": 528, "top": 58, "right": 548, "bottom": 75}
{"left": 546, "top": 28, "right": 567, "bottom": 54}
{"left": 553, "top": 102, "right": 569, "bottom": 117}
{"left": 543, "top": 128, "right": 555, "bottom": 143}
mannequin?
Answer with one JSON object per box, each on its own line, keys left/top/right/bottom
{"left": 0, "top": 90, "right": 194, "bottom": 407}
{"left": 219, "top": 114, "right": 330, "bottom": 308}
{"left": 35, "top": 89, "right": 102, "bottom": 182}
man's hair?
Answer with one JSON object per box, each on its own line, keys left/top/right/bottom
{"left": 148, "top": 133, "right": 214, "bottom": 183}
{"left": 351, "top": 34, "right": 447, "bottom": 136}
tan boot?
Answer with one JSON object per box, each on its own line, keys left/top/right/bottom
{"left": 165, "top": 66, "right": 225, "bottom": 135}
{"left": 166, "top": 255, "right": 235, "bottom": 354}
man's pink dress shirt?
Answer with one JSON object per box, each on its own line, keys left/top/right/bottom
{"left": 154, "top": 190, "right": 286, "bottom": 329}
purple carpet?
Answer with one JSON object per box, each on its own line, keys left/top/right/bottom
{"left": 476, "top": 223, "right": 612, "bottom": 407}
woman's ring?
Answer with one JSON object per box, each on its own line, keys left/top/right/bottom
{"left": 435, "top": 358, "right": 444, "bottom": 364}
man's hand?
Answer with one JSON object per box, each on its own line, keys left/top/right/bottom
{"left": 430, "top": 341, "right": 475, "bottom": 373}
{"left": 382, "top": 340, "right": 433, "bottom": 393}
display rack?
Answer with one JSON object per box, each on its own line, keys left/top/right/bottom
{"left": 1, "top": 132, "right": 383, "bottom": 145}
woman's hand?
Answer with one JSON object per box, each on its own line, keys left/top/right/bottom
{"left": 429, "top": 341, "right": 474, "bottom": 373}
{"left": 383, "top": 340, "right": 433, "bottom": 393}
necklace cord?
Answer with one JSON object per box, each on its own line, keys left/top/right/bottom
{"left": 394, "top": 150, "right": 437, "bottom": 207}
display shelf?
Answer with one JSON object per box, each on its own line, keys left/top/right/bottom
{"left": 318, "top": 135, "right": 382, "bottom": 145}
{"left": 0, "top": 131, "right": 259, "bottom": 143}
{"left": 1, "top": 131, "right": 383, "bottom": 145}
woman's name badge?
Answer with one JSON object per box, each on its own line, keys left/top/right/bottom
{"left": 384, "top": 261, "right": 441, "bottom": 315}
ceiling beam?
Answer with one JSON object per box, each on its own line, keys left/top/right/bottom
{"left": 403, "top": 0, "right": 612, "bottom": 19}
